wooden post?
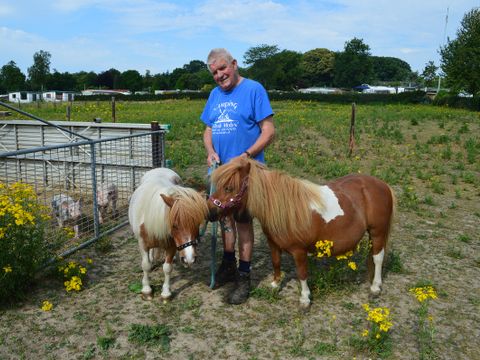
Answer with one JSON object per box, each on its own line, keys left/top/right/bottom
{"left": 348, "top": 102, "right": 356, "bottom": 157}
{"left": 66, "top": 105, "right": 71, "bottom": 121}
{"left": 151, "top": 121, "right": 161, "bottom": 168}
{"left": 111, "top": 96, "right": 116, "bottom": 123}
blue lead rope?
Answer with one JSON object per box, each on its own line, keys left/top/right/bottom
{"left": 208, "top": 161, "right": 219, "bottom": 289}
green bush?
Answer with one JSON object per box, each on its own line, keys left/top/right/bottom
{"left": 0, "top": 182, "right": 53, "bottom": 304}
{"left": 433, "top": 93, "right": 480, "bottom": 111}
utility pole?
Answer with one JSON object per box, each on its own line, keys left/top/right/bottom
{"left": 437, "top": 6, "right": 449, "bottom": 93}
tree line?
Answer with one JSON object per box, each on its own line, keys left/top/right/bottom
{"left": 1, "top": 7, "right": 478, "bottom": 96}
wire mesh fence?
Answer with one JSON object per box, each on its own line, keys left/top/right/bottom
{"left": 0, "top": 126, "right": 167, "bottom": 259}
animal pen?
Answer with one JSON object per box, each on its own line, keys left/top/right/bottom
{"left": 0, "top": 101, "right": 170, "bottom": 260}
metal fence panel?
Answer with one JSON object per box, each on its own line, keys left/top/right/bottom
{"left": 1, "top": 120, "right": 168, "bottom": 260}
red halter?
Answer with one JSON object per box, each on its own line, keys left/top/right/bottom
{"left": 209, "top": 177, "right": 249, "bottom": 210}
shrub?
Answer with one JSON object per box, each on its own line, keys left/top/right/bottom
{"left": 0, "top": 182, "right": 52, "bottom": 304}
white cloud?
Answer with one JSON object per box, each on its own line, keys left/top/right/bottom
{"left": 1, "top": 1, "right": 479, "bottom": 74}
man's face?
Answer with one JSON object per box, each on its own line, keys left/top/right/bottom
{"left": 209, "top": 58, "right": 239, "bottom": 91}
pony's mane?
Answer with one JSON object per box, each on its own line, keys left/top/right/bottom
{"left": 213, "top": 157, "right": 326, "bottom": 242}
{"left": 168, "top": 187, "right": 209, "bottom": 234}
{"left": 137, "top": 183, "right": 207, "bottom": 248}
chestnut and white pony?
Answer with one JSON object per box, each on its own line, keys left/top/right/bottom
{"left": 208, "top": 157, "right": 395, "bottom": 307}
{"left": 129, "top": 168, "right": 208, "bottom": 301}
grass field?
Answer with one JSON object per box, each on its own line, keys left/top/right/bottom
{"left": 1, "top": 99, "right": 479, "bottom": 359}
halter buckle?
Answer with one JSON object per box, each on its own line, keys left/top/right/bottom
{"left": 212, "top": 199, "right": 223, "bottom": 207}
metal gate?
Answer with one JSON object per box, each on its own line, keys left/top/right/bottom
{"left": 0, "top": 101, "right": 169, "bottom": 260}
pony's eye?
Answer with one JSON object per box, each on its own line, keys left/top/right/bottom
{"left": 225, "top": 186, "right": 234, "bottom": 193}
{"left": 172, "top": 224, "right": 178, "bottom": 230}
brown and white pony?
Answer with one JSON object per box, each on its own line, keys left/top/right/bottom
{"left": 208, "top": 157, "right": 395, "bottom": 307}
{"left": 129, "top": 168, "right": 208, "bottom": 301}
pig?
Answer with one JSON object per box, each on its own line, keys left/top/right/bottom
{"left": 51, "top": 194, "right": 82, "bottom": 238}
{"left": 97, "top": 183, "right": 118, "bottom": 224}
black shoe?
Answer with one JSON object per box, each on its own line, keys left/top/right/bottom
{"left": 214, "top": 259, "right": 238, "bottom": 289}
{"left": 228, "top": 271, "right": 251, "bottom": 305}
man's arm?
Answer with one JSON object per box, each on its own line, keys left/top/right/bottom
{"left": 243, "top": 116, "right": 275, "bottom": 157}
{"left": 203, "top": 126, "right": 220, "bottom": 166}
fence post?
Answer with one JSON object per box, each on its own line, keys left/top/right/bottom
{"left": 66, "top": 105, "right": 71, "bottom": 121}
{"left": 111, "top": 96, "right": 116, "bottom": 123}
{"left": 348, "top": 102, "right": 356, "bottom": 157}
{"left": 151, "top": 121, "right": 162, "bottom": 168}
{"left": 90, "top": 142, "right": 101, "bottom": 238}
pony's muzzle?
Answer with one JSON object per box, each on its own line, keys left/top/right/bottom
{"left": 180, "top": 255, "right": 196, "bottom": 267}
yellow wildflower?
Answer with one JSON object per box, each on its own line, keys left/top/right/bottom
{"left": 41, "top": 300, "right": 53, "bottom": 311}
{"left": 409, "top": 286, "right": 438, "bottom": 303}
{"left": 362, "top": 329, "right": 369, "bottom": 337}
{"left": 348, "top": 261, "right": 357, "bottom": 271}
{"left": 315, "top": 240, "right": 333, "bottom": 258}
{"left": 3, "top": 265, "right": 12, "bottom": 273}
{"left": 64, "top": 276, "right": 83, "bottom": 292}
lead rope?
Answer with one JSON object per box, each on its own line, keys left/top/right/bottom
{"left": 208, "top": 161, "right": 219, "bottom": 288}
{"left": 197, "top": 161, "right": 220, "bottom": 288}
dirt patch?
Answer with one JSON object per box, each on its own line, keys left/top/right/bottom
{"left": 1, "top": 184, "right": 479, "bottom": 360}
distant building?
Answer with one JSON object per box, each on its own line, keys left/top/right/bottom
{"left": 354, "top": 84, "right": 404, "bottom": 94}
{"left": 43, "top": 91, "right": 76, "bottom": 102}
{"left": 81, "top": 89, "right": 132, "bottom": 96}
{"left": 8, "top": 91, "right": 42, "bottom": 103}
{"left": 298, "top": 87, "right": 343, "bottom": 94}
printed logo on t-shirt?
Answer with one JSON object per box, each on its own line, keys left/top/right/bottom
{"left": 212, "top": 101, "right": 239, "bottom": 135}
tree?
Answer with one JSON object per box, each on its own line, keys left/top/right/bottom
{"left": 183, "top": 60, "right": 207, "bottom": 73}
{"left": 268, "top": 50, "right": 303, "bottom": 90}
{"left": 243, "top": 45, "right": 303, "bottom": 90}
{"left": 46, "top": 70, "right": 76, "bottom": 91}
{"left": 27, "top": 50, "right": 51, "bottom": 90}
{"left": 371, "top": 56, "right": 412, "bottom": 83}
{"left": 334, "top": 38, "right": 373, "bottom": 88}
{"left": 95, "top": 68, "right": 121, "bottom": 89}
{"left": 243, "top": 44, "right": 280, "bottom": 65}
{"left": 0, "top": 61, "right": 26, "bottom": 92}
{"left": 421, "top": 61, "right": 438, "bottom": 88}
{"left": 152, "top": 72, "right": 172, "bottom": 90}
{"left": 300, "top": 48, "right": 335, "bottom": 87}
{"left": 120, "top": 70, "right": 143, "bottom": 92}
{"left": 143, "top": 70, "right": 153, "bottom": 92}
{"left": 72, "top": 71, "right": 97, "bottom": 91}
{"left": 440, "top": 7, "right": 480, "bottom": 95}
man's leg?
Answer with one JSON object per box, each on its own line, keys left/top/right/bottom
{"left": 228, "top": 219, "right": 254, "bottom": 304}
{"left": 214, "top": 215, "right": 238, "bottom": 288}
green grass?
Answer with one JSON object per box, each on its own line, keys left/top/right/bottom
{"left": 11, "top": 100, "right": 480, "bottom": 192}
{"left": 128, "top": 323, "right": 171, "bottom": 351}
{"left": 1, "top": 100, "right": 479, "bottom": 360}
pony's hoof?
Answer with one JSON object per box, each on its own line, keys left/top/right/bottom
{"left": 299, "top": 299, "right": 311, "bottom": 308}
{"left": 270, "top": 272, "right": 285, "bottom": 288}
{"left": 141, "top": 292, "right": 154, "bottom": 301}
{"left": 370, "top": 285, "right": 382, "bottom": 297}
{"left": 160, "top": 293, "right": 172, "bottom": 303}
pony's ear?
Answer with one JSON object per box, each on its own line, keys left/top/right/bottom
{"left": 160, "top": 193, "right": 176, "bottom": 208}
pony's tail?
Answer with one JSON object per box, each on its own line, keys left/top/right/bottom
{"left": 386, "top": 185, "right": 396, "bottom": 251}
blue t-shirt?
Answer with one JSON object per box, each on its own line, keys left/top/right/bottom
{"left": 201, "top": 78, "right": 273, "bottom": 164}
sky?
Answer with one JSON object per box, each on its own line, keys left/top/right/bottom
{"left": 1, "top": 0, "right": 479, "bottom": 76}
